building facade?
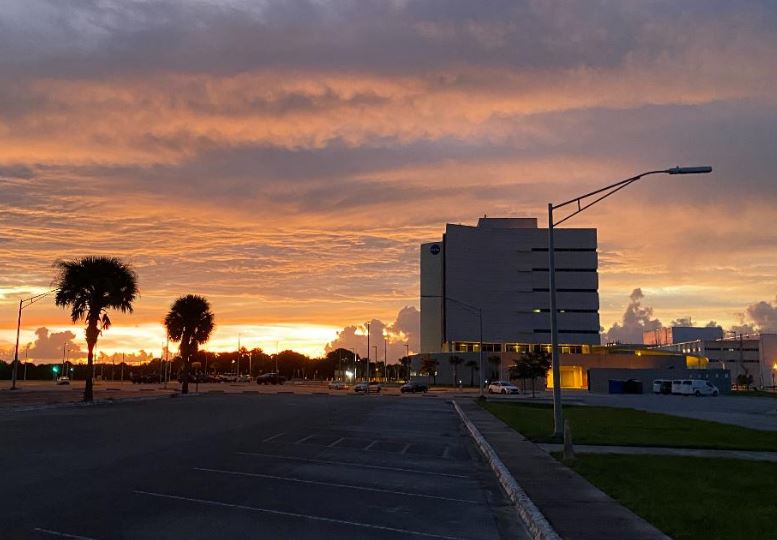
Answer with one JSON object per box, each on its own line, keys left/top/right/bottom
{"left": 643, "top": 326, "right": 723, "bottom": 346}
{"left": 420, "top": 217, "right": 600, "bottom": 353}
{"left": 658, "top": 334, "right": 777, "bottom": 387}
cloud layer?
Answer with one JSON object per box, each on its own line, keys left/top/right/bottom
{"left": 1, "top": 1, "right": 776, "bottom": 355}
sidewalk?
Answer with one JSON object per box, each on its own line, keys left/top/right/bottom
{"left": 537, "top": 443, "right": 777, "bottom": 462}
{"left": 455, "top": 399, "right": 668, "bottom": 540}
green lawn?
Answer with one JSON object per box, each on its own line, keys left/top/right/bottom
{"left": 481, "top": 401, "right": 777, "bottom": 451}
{"left": 566, "top": 454, "right": 777, "bottom": 540}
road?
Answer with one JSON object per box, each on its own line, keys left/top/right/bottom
{"left": 0, "top": 381, "right": 479, "bottom": 412}
{"left": 0, "top": 393, "right": 527, "bottom": 539}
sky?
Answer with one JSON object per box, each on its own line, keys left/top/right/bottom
{"left": 1, "top": 0, "right": 776, "bottom": 361}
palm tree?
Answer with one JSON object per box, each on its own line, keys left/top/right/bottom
{"left": 488, "top": 354, "right": 502, "bottom": 381}
{"left": 448, "top": 355, "right": 464, "bottom": 388}
{"left": 399, "top": 356, "right": 412, "bottom": 381}
{"left": 164, "top": 295, "right": 215, "bottom": 394}
{"left": 465, "top": 359, "right": 479, "bottom": 387}
{"left": 419, "top": 356, "right": 439, "bottom": 385}
{"left": 54, "top": 257, "right": 138, "bottom": 402}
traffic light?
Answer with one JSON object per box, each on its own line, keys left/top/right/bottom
{"left": 52, "top": 365, "right": 60, "bottom": 374}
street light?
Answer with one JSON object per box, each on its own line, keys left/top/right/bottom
{"left": 547, "top": 165, "right": 711, "bottom": 439}
{"left": 10, "top": 289, "right": 56, "bottom": 390}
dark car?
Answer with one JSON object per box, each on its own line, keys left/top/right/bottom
{"left": 256, "top": 373, "right": 286, "bottom": 385}
{"left": 400, "top": 382, "right": 428, "bottom": 393}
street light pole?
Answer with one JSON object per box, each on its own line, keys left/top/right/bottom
{"left": 366, "top": 323, "right": 370, "bottom": 385}
{"left": 11, "top": 290, "right": 56, "bottom": 390}
{"left": 547, "top": 165, "right": 711, "bottom": 439}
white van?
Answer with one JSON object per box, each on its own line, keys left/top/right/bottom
{"left": 671, "top": 380, "right": 688, "bottom": 395}
{"left": 672, "top": 379, "right": 719, "bottom": 396}
{"left": 686, "top": 379, "right": 719, "bottom": 397}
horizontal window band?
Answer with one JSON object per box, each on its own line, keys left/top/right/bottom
{"left": 533, "top": 288, "right": 597, "bottom": 293}
{"left": 532, "top": 309, "right": 598, "bottom": 313}
{"left": 532, "top": 268, "right": 597, "bottom": 272}
{"left": 531, "top": 248, "right": 596, "bottom": 252}
{"left": 533, "top": 329, "right": 600, "bottom": 335}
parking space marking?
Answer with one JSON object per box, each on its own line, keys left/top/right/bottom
{"left": 442, "top": 447, "right": 451, "bottom": 459}
{"left": 262, "top": 432, "right": 285, "bottom": 442}
{"left": 236, "top": 452, "right": 472, "bottom": 479}
{"left": 294, "top": 434, "right": 315, "bottom": 444}
{"left": 32, "top": 528, "right": 96, "bottom": 540}
{"left": 364, "top": 440, "right": 379, "bottom": 451}
{"left": 193, "top": 467, "right": 481, "bottom": 504}
{"left": 400, "top": 443, "right": 412, "bottom": 454}
{"left": 327, "top": 437, "right": 344, "bottom": 448}
{"left": 133, "top": 490, "right": 465, "bottom": 539}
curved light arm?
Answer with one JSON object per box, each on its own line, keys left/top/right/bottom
{"left": 552, "top": 166, "right": 711, "bottom": 227}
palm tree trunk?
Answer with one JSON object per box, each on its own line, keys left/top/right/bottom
{"left": 181, "top": 354, "right": 190, "bottom": 394}
{"left": 84, "top": 320, "right": 99, "bottom": 402}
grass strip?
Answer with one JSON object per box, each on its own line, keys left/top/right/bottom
{"left": 564, "top": 454, "right": 777, "bottom": 540}
{"left": 482, "top": 401, "right": 777, "bottom": 451}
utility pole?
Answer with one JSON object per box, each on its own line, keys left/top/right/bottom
{"left": 121, "top": 352, "right": 125, "bottom": 382}
{"left": 384, "top": 339, "right": 387, "bottom": 382}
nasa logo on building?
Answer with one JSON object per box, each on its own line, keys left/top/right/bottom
{"left": 430, "top": 244, "right": 441, "bottom": 255}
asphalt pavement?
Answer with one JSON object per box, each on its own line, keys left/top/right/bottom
{"left": 0, "top": 393, "right": 527, "bottom": 539}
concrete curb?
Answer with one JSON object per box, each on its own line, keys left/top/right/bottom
{"left": 452, "top": 400, "right": 561, "bottom": 540}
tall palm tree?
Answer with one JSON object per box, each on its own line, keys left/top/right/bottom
{"left": 465, "top": 359, "right": 479, "bottom": 387}
{"left": 448, "top": 355, "right": 464, "bottom": 388}
{"left": 164, "top": 295, "right": 215, "bottom": 394}
{"left": 54, "top": 257, "right": 138, "bottom": 402}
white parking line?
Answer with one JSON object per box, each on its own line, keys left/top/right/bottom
{"left": 32, "top": 528, "right": 96, "bottom": 540}
{"left": 133, "top": 490, "right": 466, "bottom": 540}
{"left": 442, "top": 447, "right": 451, "bottom": 459}
{"left": 294, "top": 434, "right": 315, "bottom": 444}
{"left": 400, "top": 443, "right": 412, "bottom": 454}
{"left": 327, "top": 437, "right": 344, "bottom": 448}
{"left": 364, "top": 440, "right": 379, "bottom": 451}
{"left": 193, "top": 467, "right": 481, "bottom": 504}
{"left": 236, "top": 452, "right": 472, "bottom": 479}
{"left": 262, "top": 432, "right": 285, "bottom": 442}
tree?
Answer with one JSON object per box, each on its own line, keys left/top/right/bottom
{"left": 54, "top": 257, "right": 138, "bottom": 402}
{"left": 487, "top": 354, "right": 502, "bottom": 381}
{"left": 465, "top": 359, "right": 479, "bottom": 387}
{"left": 419, "top": 356, "right": 439, "bottom": 385}
{"left": 164, "top": 295, "right": 215, "bottom": 394}
{"left": 399, "top": 356, "right": 412, "bottom": 381}
{"left": 448, "top": 355, "right": 464, "bottom": 387}
{"left": 511, "top": 350, "right": 551, "bottom": 398}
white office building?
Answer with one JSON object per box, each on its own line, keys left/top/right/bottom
{"left": 659, "top": 334, "right": 777, "bottom": 387}
{"left": 420, "top": 217, "right": 600, "bottom": 354}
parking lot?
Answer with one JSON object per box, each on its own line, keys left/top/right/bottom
{"left": 0, "top": 393, "right": 526, "bottom": 539}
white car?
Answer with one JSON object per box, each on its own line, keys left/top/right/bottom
{"left": 328, "top": 381, "right": 347, "bottom": 390}
{"left": 353, "top": 381, "right": 381, "bottom": 393}
{"left": 487, "top": 381, "right": 519, "bottom": 395}
{"left": 56, "top": 376, "right": 70, "bottom": 385}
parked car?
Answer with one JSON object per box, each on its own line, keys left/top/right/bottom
{"left": 400, "top": 382, "right": 428, "bottom": 393}
{"left": 237, "top": 374, "right": 252, "bottom": 383}
{"left": 328, "top": 381, "right": 347, "bottom": 390}
{"left": 487, "top": 381, "right": 519, "bottom": 394}
{"left": 353, "top": 381, "right": 381, "bottom": 393}
{"left": 256, "top": 373, "right": 286, "bottom": 385}
{"left": 652, "top": 379, "right": 672, "bottom": 395}
{"left": 56, "top": 376, "right": 70, "bottom": 385}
